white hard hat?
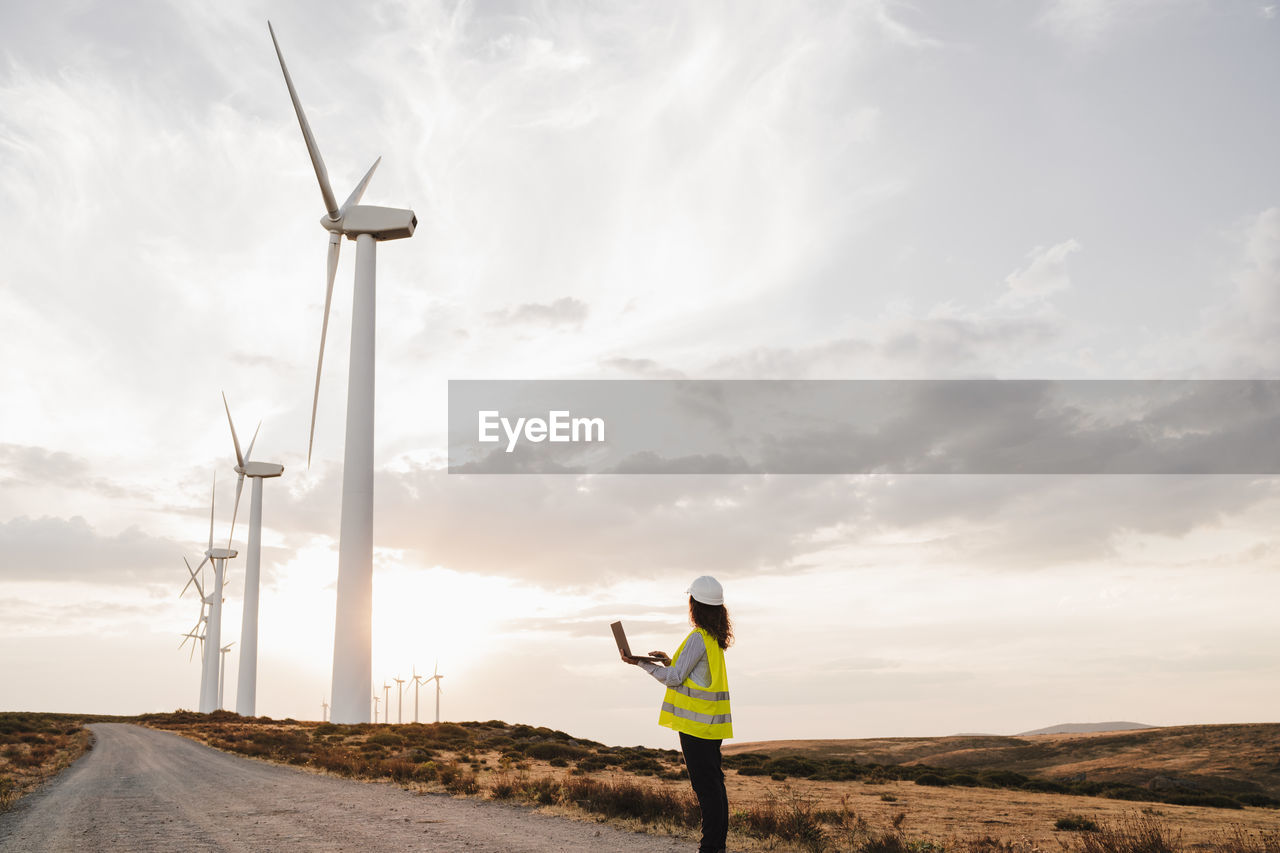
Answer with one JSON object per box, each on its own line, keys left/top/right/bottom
{"left": 687, "top": 575, "right": 724, "bottom": 606}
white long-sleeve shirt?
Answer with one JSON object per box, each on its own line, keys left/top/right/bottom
{"left": 639, "top": 631, "right": 712, "bottom": 688}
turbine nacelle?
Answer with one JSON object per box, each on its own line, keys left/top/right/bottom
{"left": 206, "top": 547, "right": 238, "bottom": 560}
{"left": 236, "top": 461, "right": 285, "bottom": 478}
{"left": 321, "top": 205, "right": 417, "bottom": 242}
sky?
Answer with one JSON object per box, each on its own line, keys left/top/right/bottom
{"left": 1, "top": 0, "right": 1278, "bottom": 748}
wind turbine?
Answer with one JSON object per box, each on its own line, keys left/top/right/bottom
{"left": 382, "top": 682, "right": 391, "bottom": 724}
{"left": 179, "top": 557, "right": 210, "bottom": 706}
{"left": 427, "top": 661, "right": 444, "bottom": 724}
{"left": 191, "top": 474, "right": 237, "bottom": 713}
{"left": 411, "top": 666, "right": 426, "bottom": 723}
{"left": 223, "top": 393, "right": 284, "bottom": 717}
{"left": 321, "top": 698, "right": 329, "bottom": 722}
{"left": 268, "top": 22, "right": 417, "bottom": 725}
{"left": 372, "top": 693, "right": 380, "bottom": 722}
{"left": 218, "top": 642, "right": 236, "bottom": 710}
{"left": 393, "top": 676, "right": 405, "bottom": 724}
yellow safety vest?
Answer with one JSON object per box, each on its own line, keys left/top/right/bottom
{"left": 658, "top": 628, "right": 733, "bottom": 740}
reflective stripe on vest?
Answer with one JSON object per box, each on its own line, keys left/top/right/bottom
{"left": 660, "top": 702, "right": 733, "bottom": 726}
{"left": 658, "top": 628, "right": 733, "bottom": 740}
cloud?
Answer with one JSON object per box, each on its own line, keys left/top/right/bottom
{"left": 0, "top": 515, "right": 183, "bottom": 583}
{"left": 487, "top": 297, "right": 589, "bottom": 329}
{"left": 1002, "top": 239, "right": 1081, "bottom": 301}
{"left": 1038, "top": 0, "right": 1116, "bottom": 49}
{"left": 0, "top": 444, "right": 130, "bottom": 498}
{"left": 599, "top": 358, "right": 686, "bottom": 379}
{"left": 1202, "top": 208, "right": 1280, "bottom": 376}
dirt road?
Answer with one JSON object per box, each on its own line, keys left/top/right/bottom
{"left": 0, "top": 723, "right": 692, "bottom": 852}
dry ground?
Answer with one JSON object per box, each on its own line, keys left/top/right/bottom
{"left": 0, "top": 713, "right": 92, "bottom": 810}
{"left": 142, "top": 715, "right": 1280, "bottom": 851}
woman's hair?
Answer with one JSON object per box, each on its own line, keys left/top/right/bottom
{"left": 689, "top": 597, "right": 734, "bottom": 650}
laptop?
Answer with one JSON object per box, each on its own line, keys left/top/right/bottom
{"left": 610, "top": 621, "right": 665, "bottom": 663}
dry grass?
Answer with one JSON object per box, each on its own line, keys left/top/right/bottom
{"left": 0, "top": 712, "right": 93, "bottom": 811}
{"left": 135, "top": 713, "right": 1280, "bottom": 852}
{"left": 726, "top": 724, "right": 1280, "bottom": 801}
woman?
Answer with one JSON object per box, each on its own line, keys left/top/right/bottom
{"left": 623, "top": 575, "right": 733, "bottom": 853}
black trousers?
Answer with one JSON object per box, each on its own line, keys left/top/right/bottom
{"left": 679, "top": 732, "right": 728, "bottom": 853}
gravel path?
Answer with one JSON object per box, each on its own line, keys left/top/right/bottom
{"left": 0, "top": 723, "right": 694, "bottom": 852}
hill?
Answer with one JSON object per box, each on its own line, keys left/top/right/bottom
{"left": 724, "top": 722, "right": 1280, "bottom": 798}
{"left": 1017, "top": 721, "right": 1155, "bottom": 736}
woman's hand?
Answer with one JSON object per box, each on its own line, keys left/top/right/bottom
{"left": 648, "top": 651, "right": 671, "bottom": 665}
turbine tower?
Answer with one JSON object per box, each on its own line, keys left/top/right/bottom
{"left": 372, "top": 693, "right": 380, "bottom": 722}
{"left": 411, "top": 666, "right": 425, "bottom": 723}
{"left": 223, "top": 393, "right": 284, "bottom": 717}
{"left": 218, "top": 642, "right": 235, "bottom": 710}
{"left": 427, "top": 661, "right": 444, "bottom": 724}
{"left": 191, "top": 474, "right": 237, "bottom": 713}
{"left": 381, "top": 682, "right": 391, "bottom": 724}
{"left": 268, "top": 22, "right": 417, "bottom": 724}
{"left": 393, "top": 676, "right": 405, "bottom": 724}
{"left": 321, "top": 698, "right": 329, "bottom": 722}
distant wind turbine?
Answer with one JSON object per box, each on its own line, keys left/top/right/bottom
{"left": 177, "top": 583, "right": 207, "bottom": 709}
{"left": 382, "top": 682, "right": 392, "bottom": 725}
{"left": 372, "top": 694, "right": 379, "bottom": 722}
{"left": 218, "top": 642, "right": 235, "bottom": 710}
{"left": 393, "top": 676, "right": 406, "bottom": 725}
{"left": 268, "top": 22, "right": 417, "bottom": 725}
{"left": 427, "top": 661, "right": 444, "bottom": 724}
{"left": 322, "top": 698, "right": 329, "bottom": 722}
{"left": 411, "top": 666, "right": 426, "bottom": 724}
{"left": 222, "top": 393, "right": 284, "bottom": 718}
{"left": 185, "top": 476, "right": 237, "bottom": 713}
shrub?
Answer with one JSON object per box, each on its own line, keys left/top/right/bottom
{"left": 1072, "top": 814, "right": 1182, "bottom": 853}
{"left": 1164, "top": 793, "right": 1243, "bottom": 810}
{"left": 379, "top": 758, "right": 416, "bottom": 782}
{"left": 521, "top": 777, "right": 560, "bottom": 805}
{"left": 312, "top": 748, "right": 364, "bottom": 777}
{"left": 561, "top": 776, "right": 699, "bottom": 827}
{"left": 1237, "top": 792, "right": 1280, "bottom": 808}
{"left": 736, "top": 797, "right": 826, "bottom": 851}
{"left": 444, "top": 769, "right": 478, "bottom": 795}
{"left": 977, "top": 769, "right": 1028, "bottom": 788}
{"left": 914, "top": 773, "right": 951, "bottom": 787}
{"left": 526, "top": 742, "right": 588, "bottom": 761}
{"left": 1056, "top": 815, "right": 1101, "bottom": 832}
{"left": 764, "top": 756, "right": 821, "bottom": 778}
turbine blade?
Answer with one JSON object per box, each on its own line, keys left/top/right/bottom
{"left": 340, "top": 157, "right": 381, "bottom": 215}
{"left": 268, "top": 21, "right": 340, "bottom": 219}
{"left": 222, "top": 392, "right": 244, "bottom": 469}
{"left": 228, "top": 473, "right": 244, "bottom": 551}
{"left": 308, "top": 233, "right": 340, "bottom": 466}
{"left": 208, "top": 472, "right": 216, "bottom": 553}
{"left": 180, "top": 556, "right": 202, "bottom": 598}
{"left": 245, "top": 421, "right": 261, "bottom": 463}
